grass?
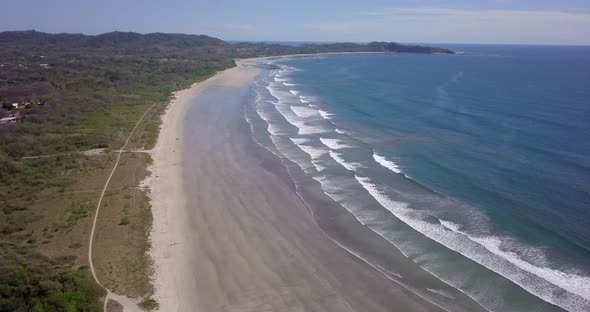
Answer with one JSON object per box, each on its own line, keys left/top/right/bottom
{"left": 1, "top": 120, "right": 158, "bottom": 303}
{"left": 0, "top": 36, "right": 236, "bottom": 309}
{"left": 92, "top": 151, "right": 155, "bottom": 298}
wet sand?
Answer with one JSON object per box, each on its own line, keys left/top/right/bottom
{"left": 147, "top": 60, "right": 485, "bottom": 312}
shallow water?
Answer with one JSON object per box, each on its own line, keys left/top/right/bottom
{"left": 244, "top": 45, "right": 590, "bottom": 312}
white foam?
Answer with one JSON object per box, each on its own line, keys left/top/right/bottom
{"left": 299, "top": 124, "right": 329, "bottom": 136}
{"left": 283, "top": 82, "right": 296, "bottom": 87}
{"left": 329, "top": 151, "right": 363, "bottom": 171}
{"left": 468, "top": 235, "right": 590, "bottom": 306}
{"left": 290, "top": 137, "right": 311, "bottom": 144}
{"left": 440, "top": 219, "right": 462, "bottom": 232}
{"left": 290, "top": 105, "right": 319, "bottom": 118}
{"left": 326, "top": 237, "right": 453, "bottom": 312}
{"left": 290, "top": 90, "right": 300, "bottom": 96}
{"left": 427, "top": 288, "right": 456, "bottom": 299}
{"left": 354, "top": 176, "right": 590, "bottom": 312}
{"left": 292, "top": 142, "right": 328, "bottom": 160}
{"left": 271, "top": 135, "right": 313, "bottom": 173}
{"left": 311, "top": 175, "right": 335, "bottom": 193}
{"left": 286, "top": 138, "right": 328, "bottom": 172}
{"left": 255, "top": 69, "right": 588, "bottom": 312}
{"left": 266, "top": 123, "right": 283, "bottom": 135}
{"left": 292, "top": 120, "right": 328, "bottom": 135}
{"left": 265, "top": 85, "right": 279, "bottom": 97}
{"left": 292, "top": 143, "right": 327, "bottom": 172}
{"left": 320, "top": 138, "right": 354, "bottom": 150}
{"left": 272, "top": 101, "right": 329, "bottom": 135}
{"left": 255, "top": 101, "right": 287, "bottom": 136}
{"left": 268, "top": 82, "right": 282, "bottom": 89}
{"left": 335, "top": 129, "right": 347, "bottom": 135}
{"left": 314, "top": 163, "right": 326, "bottom": 172}
{"left": 256, "top": 106, "right": 273, "bottom": 122}
{"left": 299, "top": 95, "right": 314, "bottom": 104}
{"left": 318, "top": 109, "right": 334, "bottom": 120}
{"left": 373, "top": 153, "right": 402, "bottom": 174}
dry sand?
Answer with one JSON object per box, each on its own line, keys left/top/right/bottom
{"left": 146, "top": 60, "right": 449, "bottom": 312}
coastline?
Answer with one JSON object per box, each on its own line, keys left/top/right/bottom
{"left": 250, "top": 51, "right": 386, "bottom": 61}
{"left": 144, "top": 61, "right": 260, "bottom": 311}
{"left": 145, "top": 58, "right": 483, "bottom": 311}
{"left": 256, "top": 53, "right": 581, "bottom": 312}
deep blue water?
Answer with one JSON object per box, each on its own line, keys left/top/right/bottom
{"left": 246, "top": 45, "right": 590, "bottom": 312}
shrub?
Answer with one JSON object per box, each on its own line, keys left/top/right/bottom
{"left": 118, "top": 216, "right": 129, "bottom": 226}
{"left": 68, "top": 242, "right": 82, "bottom": 249}
{"left": 138, "top": 297, "right": 159, "bottom": 311}
{"left": 0, "top": 267, "right": 104, "bottom": 312}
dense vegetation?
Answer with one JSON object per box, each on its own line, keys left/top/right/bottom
{"left": 233, "top": 41, "right": 454, "bottom": 57}
{"left": 0, "top": 30, "right": 235, "bottom": 309}
{"left": 0, "top": 30, "right": 453, "bottom": 309}
{"left": 0, "top": 32, "right": 234, "bottom": 199}
{"left": 0, "top": 266, "right": 104, "bottom": 312}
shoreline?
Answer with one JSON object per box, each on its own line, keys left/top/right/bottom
{"left": 247, "top": 51, "right": 386, "bottom": 61}
{"left": 144, "top": 61, "right": 260, "bottom": 311}
{"left": 145, "top": 58, "right": 483, "bottom": 311}
{"left": 252, "top": 54, "right": 577, "bottom": 312}
{"left": 242, "top": 58, "right": 488, "bottom": 311}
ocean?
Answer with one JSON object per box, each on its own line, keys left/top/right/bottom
{"left": 243, "top": 45, "right": 590, "bottom": 312}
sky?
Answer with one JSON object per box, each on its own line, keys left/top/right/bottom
{"left": 2, "top": 0, "right": 590, "bottom": 45}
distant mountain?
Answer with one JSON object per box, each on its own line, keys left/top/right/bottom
{"left": 0, "top": 30, "right": 454, "bottom": 57}
{"left": 0, "top": 31, "right": 85, "bottom": 47}
{"left": 91, "top": 31, "right": 229, "bottom": 49}
{"left": 0, "top": 30, "right": 229, "bottom": 49}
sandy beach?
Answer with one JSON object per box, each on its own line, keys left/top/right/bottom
{"left": 145, "top": 59, "right": 481, "bottom": 312}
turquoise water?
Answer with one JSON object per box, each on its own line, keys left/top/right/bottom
{"left": 246, "top": 46, "right": 590, "bottom": 312}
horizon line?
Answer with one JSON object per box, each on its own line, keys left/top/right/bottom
{"left": 2, "top": 29, "right": 589, "bottom": 47}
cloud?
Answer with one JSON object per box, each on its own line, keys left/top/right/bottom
{"left": 363, "top": 7, "right": 590, "bottom": 22}
{"left": 305, "top": 7, "right": 590, "bottom": 44}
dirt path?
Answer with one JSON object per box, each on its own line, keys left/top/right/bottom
{"left": 87, "top": 104, "right": 155, "bottom": 312}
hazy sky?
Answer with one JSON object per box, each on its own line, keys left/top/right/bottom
{"left": 3, "top": 0, "right": 590, "bottom": 45}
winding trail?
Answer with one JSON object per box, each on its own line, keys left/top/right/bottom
{"left": 87, "top": 104, "right": 156, "bottom": 312}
